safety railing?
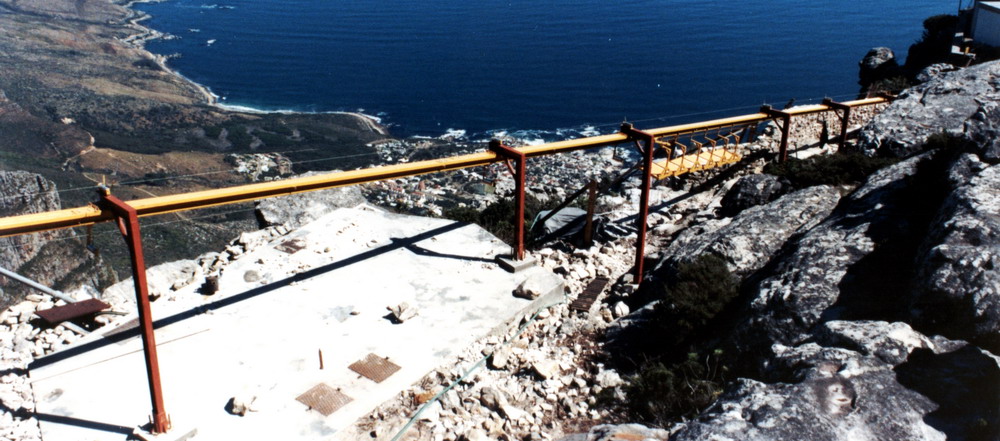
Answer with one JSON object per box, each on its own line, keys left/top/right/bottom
{"left": 0, "top": 96, "right": 888, "bottom": 435}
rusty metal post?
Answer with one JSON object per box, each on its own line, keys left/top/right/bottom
{"left": 822, "top": 98, "right": 852, "bottom": 150}
{"left": 620, "top": 123, "right": 655, "bottom": 285}
{"left": 583, "top": 180, "right": 597, "bottom": 247}
{"left": 761, "top": 105, "right": 792, "bottom": 162}
{"left": 99, "top": 189, "right": 171, "bottom": 434}
{"left": 489, "top": 140, "right": 527, "bottom": 261}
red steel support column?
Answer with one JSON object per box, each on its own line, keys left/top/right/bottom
{"left": 583, "top": 180, "right": 597, "bottom": 248}
{"left": 100, "top": 189, "right": 171, "bottom": 434}
{"left": 489, "top": 140, "right": 527, "bottom": 261}
{"left": 822, "top": 98, "right": 852, "bottom": 150}
{"left": 761, "top": 105, "right": 792, "bottom": 162}
{"left": 620, "top": 123, "right": 655, "bottom": 285}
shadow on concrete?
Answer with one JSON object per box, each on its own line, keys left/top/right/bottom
{"left": 32, "top": 221, "right": 476, "bottom": 370}
{"left": 0, "top": 400, "right": 133, "bottom": 437}
{"left": 34, "top": 412, "right": 134, "bottom": 436}
{"left": 395, "top": 238, "right": 494, "bottom": 264}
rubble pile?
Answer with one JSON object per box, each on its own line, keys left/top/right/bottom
{"left": 0, "top": 294, "right": 86, "bottom": 441}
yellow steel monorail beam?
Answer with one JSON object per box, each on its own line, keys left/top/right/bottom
{"left": 0, "top": 97, "right": 887, "bottom": 238}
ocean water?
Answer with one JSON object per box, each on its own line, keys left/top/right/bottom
{"left": 137, "top": 0, "right": 953, "bottom": 139}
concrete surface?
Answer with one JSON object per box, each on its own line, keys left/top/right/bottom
{"left": 29, "top": 206, "right": 564, "bottom": 441}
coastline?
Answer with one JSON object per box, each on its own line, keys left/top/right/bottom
{"left": 113, "top": 0, "right": 389, "bottom": 135}
{"left": 117, "top": 0, "right": 221, "bottom": 106}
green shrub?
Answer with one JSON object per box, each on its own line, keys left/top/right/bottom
{"left": 441, "top": 205, "right": 480, "bottom": 224}
{"left": 440, "top": 193, "right": 550, "bottom": 245}
{"left": 203, "top": 125, "right": 223, "bottom": 138}
{"left": 763, "top": 152, "right": 899, "bottom": 189}
{"left": 867, "top": 76, "right": 912, "bottom": 95}
{"left": 905, "top": 14, "right": 958, "bottom": 71}
{"left": 653, "top": 254, "right": 740, "bottom": 347}
{"left": 617, "top": 256, "right": 741, "bottom": 425}
{"left": 223, "top": 124, "right": 253, "bottom": 149}
{"left": 625, "top": 351, "right": 727, "bottom": 424}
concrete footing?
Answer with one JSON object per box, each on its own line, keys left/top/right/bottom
{"left": 495, "top": 254, "right": 537, "bottom": 273}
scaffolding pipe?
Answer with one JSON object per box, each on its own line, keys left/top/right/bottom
{"left": 0, "top": 266, "right": 77, "bottom": 304}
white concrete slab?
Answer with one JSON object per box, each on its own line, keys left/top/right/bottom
{"left": 29, "top": 206, "right": 564, "bottom": 441}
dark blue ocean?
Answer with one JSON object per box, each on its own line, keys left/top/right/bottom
{"left": 137, "top": 0, "right": 953, "bottom": 139}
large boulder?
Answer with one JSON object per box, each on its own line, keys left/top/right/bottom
{"left": 858, "top": 47, "right": 900, "bottom": 89}
{"left": 655, "top": 185, "right": 840, "bottom": 278}
{"left": 718, "top": 174, "right": 792, "bottom": 217}
{"left": 858, "top": 60, "right": 1000, "bottom": 158}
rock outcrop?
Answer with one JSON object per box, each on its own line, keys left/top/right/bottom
{"left": 734, "top": 154, "right": 930, "bottom": 350}
{"left": 858, "top": 60, "right": 1000, "bottom": 158}
{"left": 255, "top": 172, "right": 366, "bottom": 229}
{"left": 718, "top": 174, "right": 792, "bottom": 218}
{"left": 858, "top": 47, "right": 901, "bottom": 90}
{"left": 594, "top": 60, "right": 1000, "bottom": 441}
{"left": 655, "top": 185, "right": 840, "bottom": 279}
{"left": 912, "top": 156, "right": 1000, "bottom": 350}
{"left": 0, "top": 171, "right": 61, "bottom": 272}
{"left": 0, "top": 171, "right": 114, "bottom": 310}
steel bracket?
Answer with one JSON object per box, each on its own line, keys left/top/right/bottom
{"left": 619, "top": 123, "right": 656, "bottom": 285}
{"left": 488, "top": 140, "right": 528, "bottom": 261}
{"left": 821, "top": 98, "right": 852, "bottom": 149}
{"left": 98, "top": 188, "right": 171, "bottom": 434}
{"left": 760, "top": 105, "right": 792, "bottom": 162}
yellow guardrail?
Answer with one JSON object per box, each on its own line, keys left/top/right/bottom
{"left": 0, "top": 97, "right": 887, "bottom": 238}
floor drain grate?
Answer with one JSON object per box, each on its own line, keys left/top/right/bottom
{"left": 349, "top": 353, "right": 401, "bottom": 383}
{"left": 296, "top": 383, "right": 352, "bottom": 416}
{"left": 569, "top": 277, "right": 610, "bottom": 312}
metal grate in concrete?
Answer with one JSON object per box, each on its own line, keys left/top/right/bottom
{"left": 569, "top": 276, "right": 610, "bottom": 312}
{"left": 348, "top": 353, "right": 401, "bottom": 383}
{"left": 295, "top": 383, "right": 352, "bottom": 416}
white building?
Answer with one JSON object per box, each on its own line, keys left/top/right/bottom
{"left": 972, "top": 1, "right": 1000, "bottom": 46}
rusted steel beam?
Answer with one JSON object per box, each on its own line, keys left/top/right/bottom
{"left": 822, "top": 98, "right": 853, "bottom": 149}
{"left": 619, "top": 123, "right": 655, "bottom": 285}
{"left": 584, "top": 180, "right": 597, "bottom": 248}
{"left": 488, "top": 140, "right": 527, "bottom": 261}
{"left": 761, "top": 105, "right": 792, "bottom": 162}
{"left": 99, "top": 190, "right": 171, "bottom": 434}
